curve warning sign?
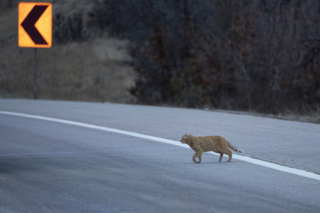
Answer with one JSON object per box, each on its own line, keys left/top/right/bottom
{"left": 18, "top": 2, "right": 52, "bottom": 48}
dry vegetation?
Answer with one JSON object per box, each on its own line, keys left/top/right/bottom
{"left": 0, "top": 0, "right": 135, "bottom": 103}
{"left": 104, "top": 0, "right": 320, "bottom": 122}
{"left": 0, "top": 0, "right": 320, "bottom": 123}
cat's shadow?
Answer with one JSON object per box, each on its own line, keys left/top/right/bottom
{"left": 184, "top": 161, "right": 231, "bottom": 165}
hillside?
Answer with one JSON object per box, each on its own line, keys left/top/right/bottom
{"left": 1, "top": 0, "right": 319, "bottom": 123}
{"left": 0, "top": 0, "right": 136, "bottom": 103}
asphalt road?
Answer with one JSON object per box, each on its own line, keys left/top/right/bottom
{"left": 0, "top": 99, "right": 319, "bottom": 173}
{"left": 0, "top": 99, "right": 320, "bottom": 212}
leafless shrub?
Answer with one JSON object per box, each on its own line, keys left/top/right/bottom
{"left": 100, "top": 0, "right": 320, "bottom": 115}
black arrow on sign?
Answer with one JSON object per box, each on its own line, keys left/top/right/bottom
{"left": 21, "top": 5, "right": 48, "bottom": 45}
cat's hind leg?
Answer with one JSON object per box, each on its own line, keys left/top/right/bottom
{"left": 226, "top": 149, "right": 232, "bottom": 162}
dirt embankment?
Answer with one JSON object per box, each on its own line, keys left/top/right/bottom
{"left": 0, "top": 0, "right": 136, "bottom": 103}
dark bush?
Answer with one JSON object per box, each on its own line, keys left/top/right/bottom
{"left": 53, "top": 0, "right": 320, "bottom": 115}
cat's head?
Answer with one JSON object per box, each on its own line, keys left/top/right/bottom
{"left": 180, "top": 133, "right": 192, "bottom": 144}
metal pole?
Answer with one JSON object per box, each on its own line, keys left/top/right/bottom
{"left": 34, "top": 48, "right": 38, "bottom": 99}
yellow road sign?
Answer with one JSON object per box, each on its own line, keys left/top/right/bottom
{"left": 18, "top": 2, "right": 52, "bottom": 48}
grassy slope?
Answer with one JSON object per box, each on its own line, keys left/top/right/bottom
{"left": 0, "top": 1, "right": 318, "bottom": 123}
{"left": 0, "top": 1, "right": 136, "bottom": 103}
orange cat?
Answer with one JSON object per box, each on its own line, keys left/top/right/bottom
{"left": 180, "top": 134, "right": 244, "bottom": 163}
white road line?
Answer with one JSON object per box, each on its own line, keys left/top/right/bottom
{"left": 1, "top": 110, "right": 320, "bottom": 181}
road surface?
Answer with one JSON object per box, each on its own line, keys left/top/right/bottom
{"left": 0, "top": 99, "right": 319, "bottom": 212}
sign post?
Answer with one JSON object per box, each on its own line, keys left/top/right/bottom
{"left": 18, "top": 2, "right": 52, "bottom": 99}
{"left": 34, "top": 48, "right": 38, "bottom": 99}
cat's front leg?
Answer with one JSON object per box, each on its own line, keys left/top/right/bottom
{"left": 192, "top": 152, "right": 202, "bottom": 163}
{"left": 219, "top": 153, "right": 223, "bottom": 162}
{"left": 192, "top": 153, "right": 197, "bottom": 163}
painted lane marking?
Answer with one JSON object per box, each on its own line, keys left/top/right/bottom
{"left": 1, "top": 110, "right": 319, "bottom": 181}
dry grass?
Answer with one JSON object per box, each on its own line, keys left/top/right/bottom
{"left": 1, "top": 0, "right": 319, "bottom": 124}
{"left": 0, "top": 1, "right": 136, "bottom": 103}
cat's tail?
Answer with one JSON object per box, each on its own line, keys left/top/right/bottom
{"left": 227, "top": 142, "right": 244, "bottom": 153}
